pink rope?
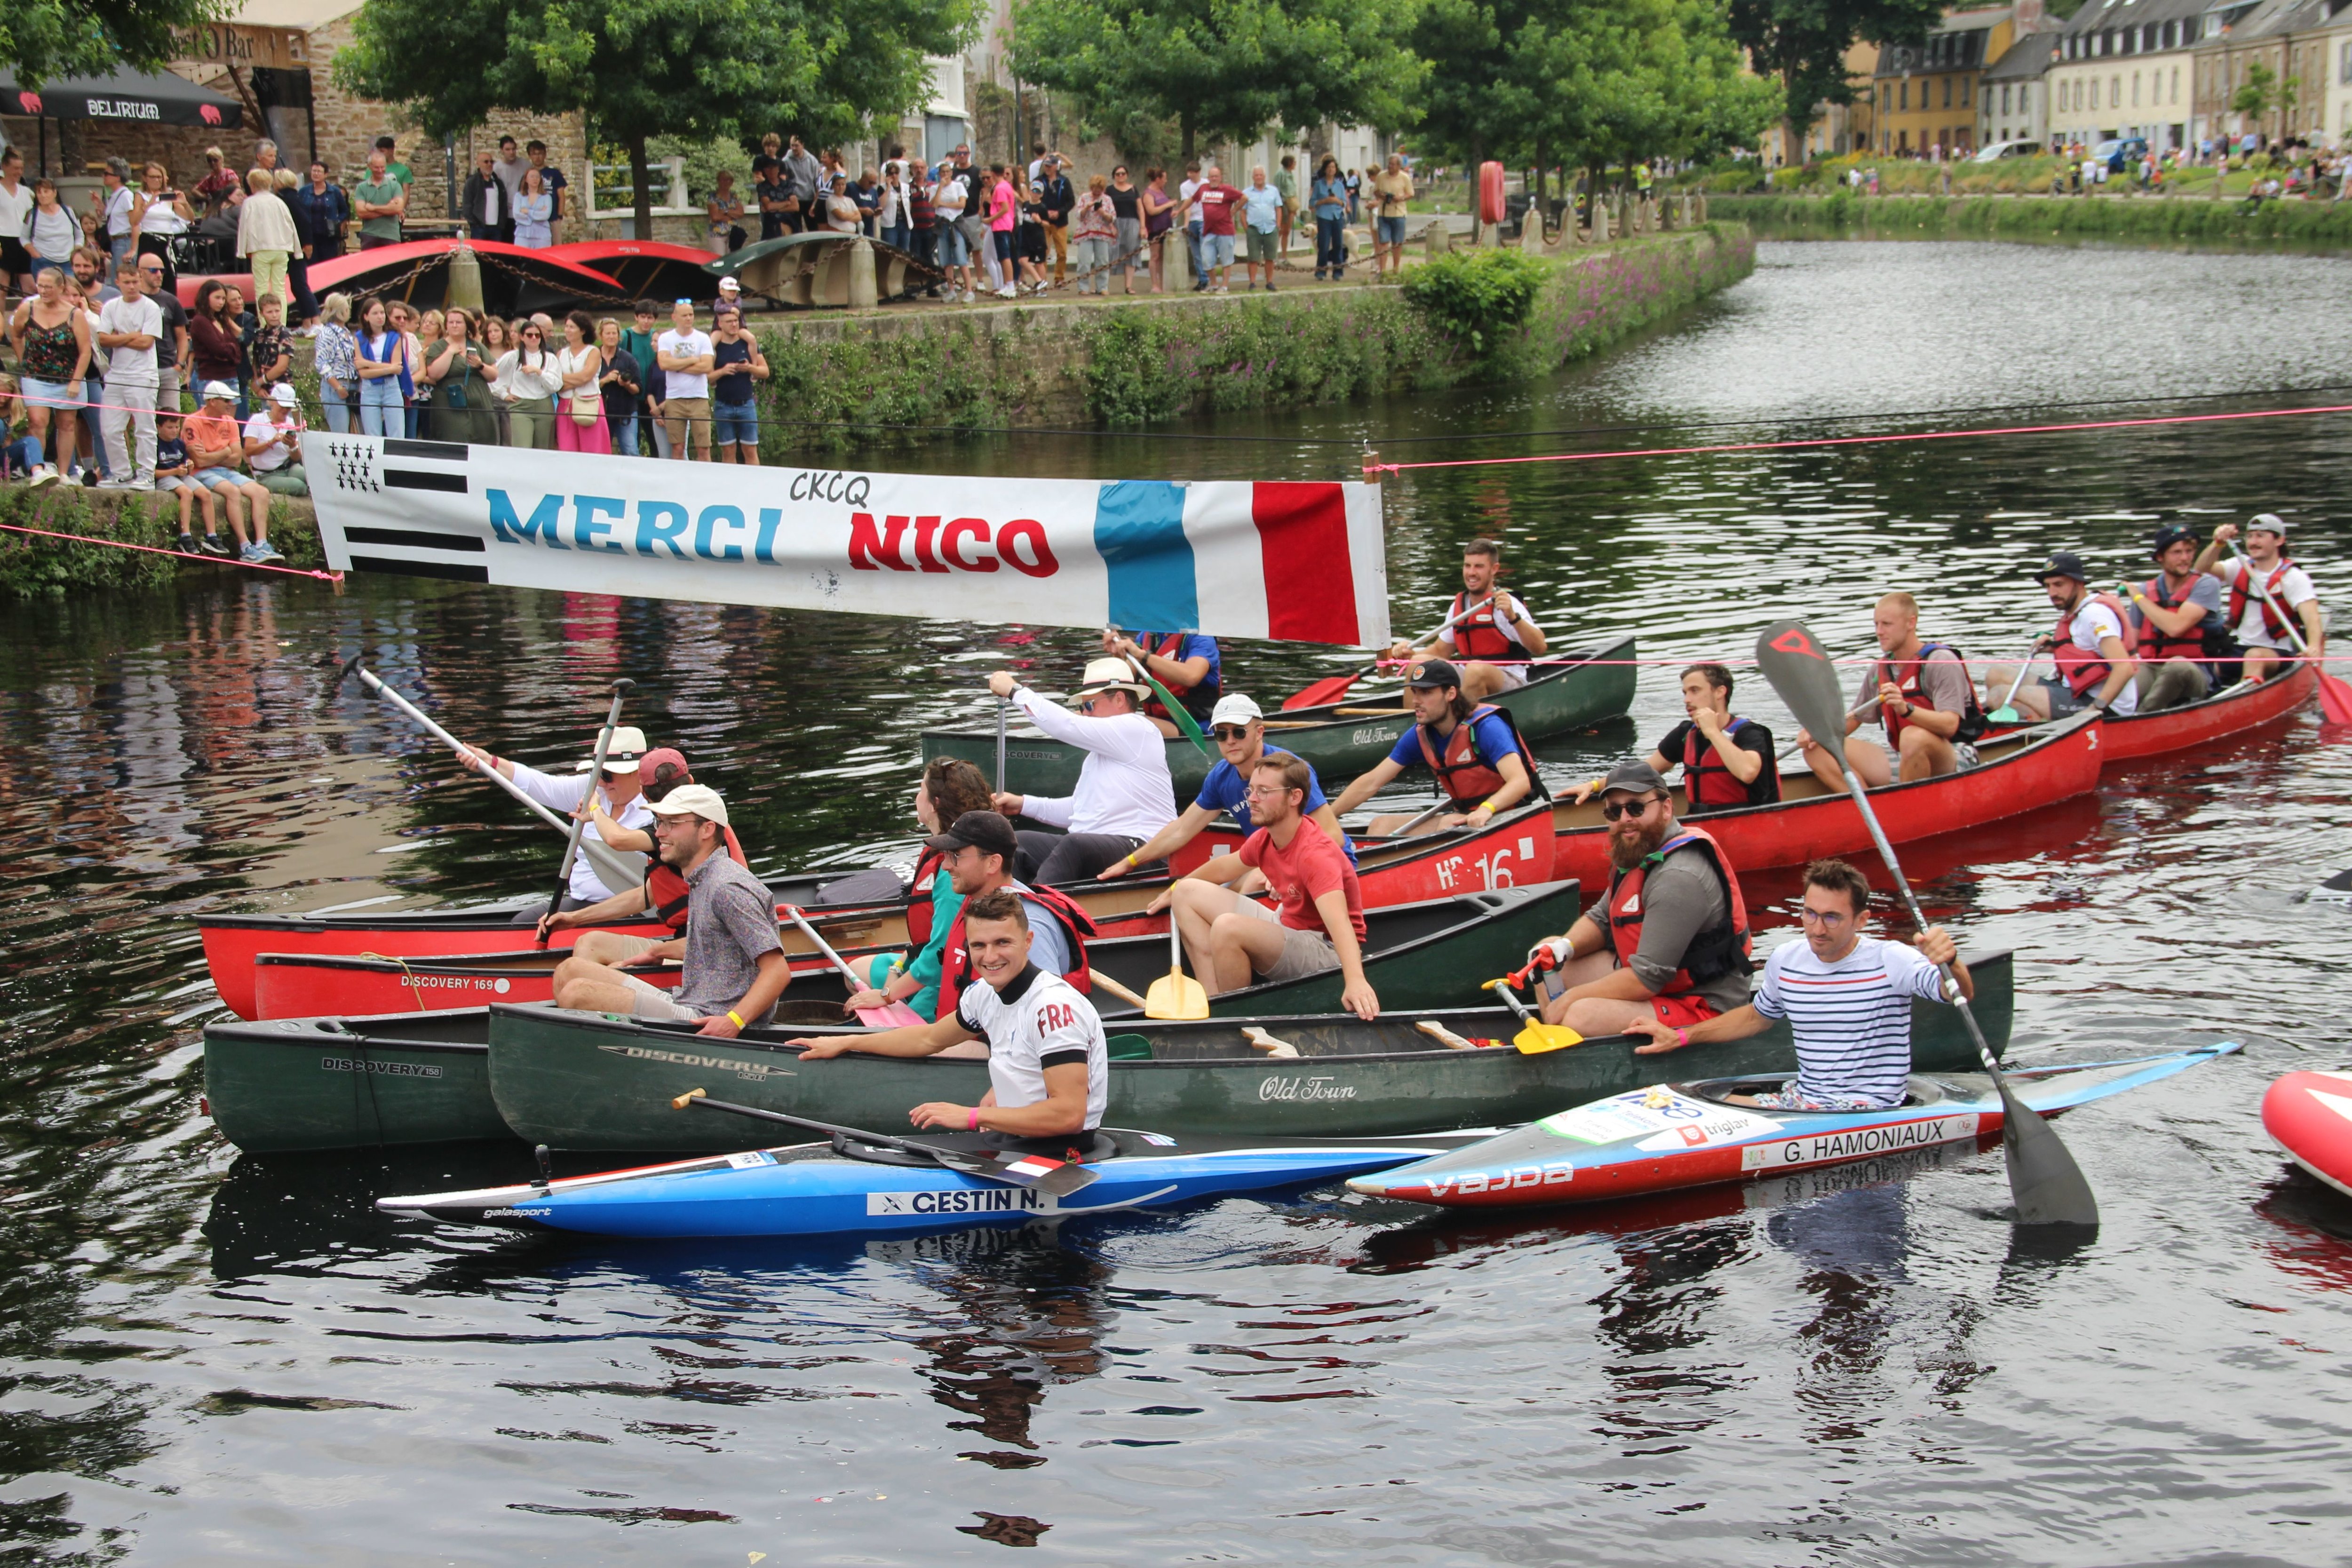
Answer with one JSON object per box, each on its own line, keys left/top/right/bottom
{"left": 1369, "top": 403, "right": 2352, "bottom": 473}
{"left": 0, "top": 519, "right": 343, "bottom": 584}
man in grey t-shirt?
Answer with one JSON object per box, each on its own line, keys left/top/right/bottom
{"left": 552, "top": 785, "right": 790, "bottom": 1038}
{"left": 1798, "top": 591, "right": 1979, "bottom": 792}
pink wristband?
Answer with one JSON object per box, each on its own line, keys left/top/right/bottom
{"left": 1674, "top": 1027, "right": 1689, "bottom": 1049}
{"left": 967, "top": 1108, "right": 980, "bottom": 1131}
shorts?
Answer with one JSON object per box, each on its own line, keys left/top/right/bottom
{"left": 21, "top": 377, "right": 80, "bottom": 410}
{"left": 28, "top": 256, "right": 69, "bottom": 280}
{"left": 1482, "top": 663, "right": 1529, "bottom": 691}
{"left": 1244, "top": 227, "right": 1277, "bottom": 264}
{"left": 615, "top": 969, "right": 705, "bottom": 1022}
{"left": 1240, "top": 898, "right": 1342, "bottom": 983}
{"left": 992, "top": 228, "right": 1015, "bottom": 261}
{"left": 1377, "top": 215, "right": 1408, "bottom": 245}
{"left": 1204, "top": 231, "right": 1235, "bottom": 267}
{"left": 1648, "top": 993, "right": 1721, "bottom": 1031}
{"left": 0, "top": 238, "right": 28, "bottom": 274}
{"left": 2036, "top": 676, "right": 2092, "bottom": 716}
{"left": 194, "top": 467, "right": 246, "bottom": 488}
{"left": 936, "top": 223, "right": 969, "bottom": 264}
{"left": 1748, "top": 1086, "right": 1887, "bottom": 1112}
{"left": 712, "top": 402, "right": 758, "bottom": 446}
{"left": 156, "top": 475, "right": 201, "bottom": 493}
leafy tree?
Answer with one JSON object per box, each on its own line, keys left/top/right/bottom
{"left": 1009, "top": 0, "right": 1425, "bottom": 163}
{"left": 2230, "top": 61, "right": 2294, "bottom": 140}
{"left": 1727, "top": 0, "right": 1943, "bottom": 159}
{"left": 336, "top": 0, "right": 975, "bottom": 232}
{"left": 3, "top": 0, "right": 231, "bottom": 86}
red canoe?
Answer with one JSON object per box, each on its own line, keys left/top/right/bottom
{"left": 2263, "top": 1070, "right": 2352, "bottom": 1198}
{"left": 1548, "top": 711, "right": 2104, "bottom": 890}
{"left": 1986, "top": 666, "right": 2314, "bottom": 764}
{"left": 176, "top": 239, "right": 637, "bottom": 317}
{"left": 204, "top": 808, "right": 1553, "bottom": 1020}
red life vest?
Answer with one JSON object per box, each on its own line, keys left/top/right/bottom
{"left": 644, "top": 826, "right": 747, "bottom": 931}
{"left": 1413, "top": 703, "right": 1544, "bottom": 805}
{"left": 2052, "top": 592, "right": 2132, "bottom": 696}
{"left": 902, "top": 844, "right": 951, "bottom": 948}
{"left": 1139, "top": 631, "right": 1219, "bottom": 723}
{"left": 2225, "top": 558, "right": 2296, "bottom": 644}
{"left": 1680, "top": 716, "right": 1772, "bottom": 812}
{"left": 1876, "top": 642, "right": 1986, "bottom": 746}
{"left": 1447, "top": 591, "right": 1520, "bottom": 663}
{"left": 2135, "top": 573, "right": 2230, "bottom": 665}
{"left": 935, "top": 881, "right": 1099, "bottom": 1020}
{"left": 1597, "top": 825, "right": 1753, "bottom": 995}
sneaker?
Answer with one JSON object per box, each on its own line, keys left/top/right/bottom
{"left": 95, "top": 477, "right": 135, "bottom": 490}
{"left": 199, "top": 534, "right": 233, "bottom": 557}
{"left": 997, "top": 286, "right": 1016, "bottom": 299}
{"left": 175, "top": 533, "right": 198, "bottom": 554}
{"left": 1266, "top": 279, "right": 1277, "bottom": 292}
{"left": 26, "top": 464, "right": 58, "bottom": 489}
{"left": 251, "top": 540, "right": 284, "bottom": 563}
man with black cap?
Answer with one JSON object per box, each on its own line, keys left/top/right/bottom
{"left": 1519, "top": 759, "right": 1752, "bottom": 1037}
{"left": 1983, "top": 553, "right": 2138, "bottom": 722}
{"left": 2194, "top": 515, "right": 2326, "bottom": 684}
{"left": 917, "top": 808, "right": 1097, "bottom": 1023}
{"left": 986, "top": 661, "right": 1177, "bottom": 886}
{"left": 551, "top": 783, "right": 790, "bottom": 1037}
{"left": 2124, "top": 523, "right": 2237, "bottom": 710}
{"left": 451, "top": 724, "right": 655, "bottom": 910}
{"left": 1326, "top": 658, "right": 1541, "bottom": 832}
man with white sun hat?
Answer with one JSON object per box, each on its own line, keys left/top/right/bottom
{"left": 984, "top": 657, "right": 1178, "bottom": 885}
{"left": 451, "top": 723, "right": 656, "bottom": 910}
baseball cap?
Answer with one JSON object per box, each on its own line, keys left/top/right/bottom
{"left": 716, "top": 275, "right": 741, "bottom": 291}
{"left": 270, "top": 383, "right": 298, "bottom": 407}
{"left": 2248, "top": 512, "right": 2289, "bottom": 534}
{"left": 1208, "top": 693, "right": 1263, "bottom": 727}
{"left": 645, "top": 782, "right": 728, "bottom": 826}
{"left": 636, "top": 747, "right": 692, "bottom": 796}
{"left": 200, "top": 381, "right": 237, "bottom": 403}
{"left": 574, "top": 724, "right": 648, "bottom": 774}
{"left": 924, "top": 809, "right": 1019, "bottom": 861}
{"left": 2032, "top": 551, "right": 2090, "bottom": 584}
{"left": 1602, "top": 759, "right": 1667, "bottom": 796}
{"left": 1403, "top": 658, "right": 1463, "bottom": 690}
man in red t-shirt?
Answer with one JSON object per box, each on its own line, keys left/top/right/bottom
{"left": 1147, "top": 754, "right": 1378, "bottom": 1017}
{"left": 1191, "top": 164, "right": 1246, "bottom": 294}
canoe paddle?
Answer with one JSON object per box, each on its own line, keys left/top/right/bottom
{"left": 780, "top": 906, "right": 927, "bottom": 1027}
{"left": 541, "top": 680, "right": 635, "bottom": 945}
{"left": 1144, "top": 916, "right": 1210, "bottom": 1020}
{"left": 1482, "top": 975, "right": 1583, "bottom": 1054}
{"left": 671, "top": 1089, "right": 1102, "bottom": 1196}
{"left": 1987, "top": 641, "right": 2045, "bottom": 724}
{"left": 994, "top": 694, "right": 1008, "bottom": 795}
{"left": 1756, "top": 617, "right": 2098, "bottom": 1228}
{"left": 333, "top": 656, "right": 646, "bottom": 894}
{"left": 1282, "top": 595, "right": 1498, "bottom": 711}
{"left": 2228, "top": 541, "right": 2352, "bottom": 724}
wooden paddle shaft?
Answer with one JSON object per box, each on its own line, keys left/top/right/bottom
{"left": 1092, "top": 972, "right": 1149, "bottom": 1009}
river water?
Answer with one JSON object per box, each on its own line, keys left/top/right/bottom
{"left": 2, "top": 240, "right": 2348, "bottom": 1563}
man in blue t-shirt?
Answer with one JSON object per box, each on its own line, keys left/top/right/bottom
{"left": 1103, "top": 626, "right": 1220, "bottom": 737}
{"left": 1328, "top": 659, "right": 1540, "bottom": 834}
{"left": 1097, "top": 693, "right": 1355, "bottom": 885}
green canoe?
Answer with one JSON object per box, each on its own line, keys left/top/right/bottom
{"left": 485, "top": 950, "right": 2015, "bottom": 1151}
{"left": 203, "top": 1009, "right": 509, "bottom": 1154}
{"left": 922, "top": 634, "right": 1639, "bottom": 798}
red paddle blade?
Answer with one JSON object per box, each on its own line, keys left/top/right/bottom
{"left": 1282, "top": 674, "right": 1359, "bottom": 711}
{"left": 2317, "top": 668, "right": 2352, "bottom": 727}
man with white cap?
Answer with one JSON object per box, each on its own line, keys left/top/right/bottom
{"left": 451, "top": 724, "right": 656, "bottom": 912}
{"left": 551, "top": 783, "right": 791, "bottom": 1037}
{"left": 1096, "top": 692, "right": 1353, "bottom": 884}
{"left": 986, "top": 661, "right": 1178, "bottom": 886}
{"left": 183, "top": 381, "right": 282, "bottom": 562}
{"left": 2195, "top": 514, "right": 2327, "bottom": 683}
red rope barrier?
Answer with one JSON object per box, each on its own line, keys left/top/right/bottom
{"left": 0, "top": 520, "right": 343, "bottom": 586}
{"left": 1369, "top": 402, "right": 2352, "bottom": 474}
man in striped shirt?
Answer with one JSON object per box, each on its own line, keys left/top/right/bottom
{"left": 1623, "top": 859, "right": 1971, "bottom": 1110}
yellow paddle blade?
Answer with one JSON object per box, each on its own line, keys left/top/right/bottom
{"left": 1513, "top": 1020, "right": 1584, "bottom": 1055}
{"left": 1144, "top": 966, "right": 1210, "bottom": 1021}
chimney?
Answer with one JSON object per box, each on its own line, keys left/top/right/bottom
{"left": 2014, "top": 0, "right": 2045, "bottom": 30}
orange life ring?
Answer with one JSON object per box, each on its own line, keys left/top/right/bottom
{"left": 1478, "top": 161, "right": 1506, "bottom": 224}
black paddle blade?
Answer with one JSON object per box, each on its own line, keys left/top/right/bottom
{"left": 1994, "top": 1080, "right": 2100, "bottom": 1228}
{"left": 935, "top": 1148, "right": 1102, "bottom": 1197}
{"left": 1754, "top": 620, "right": 1852, "bottom": 749}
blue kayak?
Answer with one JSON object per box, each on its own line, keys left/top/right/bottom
{"left": 1349, "top": 1043, "right": 2241, "bottom": 1210}
{"left": 379, "top": 1131, "right": 1453, "bottom": 1240}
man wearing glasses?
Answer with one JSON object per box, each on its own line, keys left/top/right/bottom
{"left": 1621, "top": 857, "right": 1971, "bottom": 1111}
{"left": 1144, "top": 754, "right": 1378, "bottom": 1019}
{"left": 987, "top": 660, "right": 1177, "bottom": 887}
{"left": 1093, "top": 692, "right": 1352, "bottom": 886}
{"left": 1522, "top": 759, "right": 1752, "bottom": 1036}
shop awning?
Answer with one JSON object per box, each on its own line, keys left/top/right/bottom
{"left": 0, "top": 65, "right": 243, "bottom": 128}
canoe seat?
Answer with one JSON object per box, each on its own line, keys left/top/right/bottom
{"left": 1107, "top": 1034, "right": 1154, "bottom": 1061}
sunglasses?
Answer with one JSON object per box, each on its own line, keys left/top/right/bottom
{"left": 1211, "top": 725, "right": 1252, "bottom": 741}
{"left": 1599, "top": 796, "right": 1658, "bottom": 822}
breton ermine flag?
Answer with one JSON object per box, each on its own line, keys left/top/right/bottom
{"left": 302, "top": 435, "right": 1390, "bottom": 646}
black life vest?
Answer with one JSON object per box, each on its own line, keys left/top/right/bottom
{"left": 1597, "top": 825, "right": 1753, "bottom": 995}
{"left": 902, "top": 844, "right": 950, "bottom": 948}
{"left": 1140, "top": 632, "right": 1220, "bottom": 722}
{"left": 1680, "top": 716, "right": 1777, "bottom": 813}
{"left": 2225, "top": 557, "right": 2297, "bottom": 644}
{"left": 1412, "top": 703, "right": 1547, "bottom": 805}
{"left": 1447, "top": 590, "right": 1520, "bottom": 662}
{"left": 935, "top": 881, "right": 1099, "bottom": 1020}
{"left": 1877, "top": 642, "right": 1987, "bottom": 746}
{"left": 2135, "top": 574, "right": 2235, "bottom": 665}
{"left": 2053, "top": 592, "right": 2132, "bottom": 696}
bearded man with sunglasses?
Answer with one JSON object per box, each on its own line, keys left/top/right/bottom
{"left": 1523, "top": 759, "right": 1754, "bottom": 1036}
{"left": 451, "top": 724, "right": 655, "bottom": 914}
{"left": 988, "top": 661, "right": 1177, "bottom": 887}
{"left": 1094, "top": 692, "right": 1353, "bottom": 886}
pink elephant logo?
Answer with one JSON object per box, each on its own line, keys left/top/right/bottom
{"left": 199, "top": 103, "right": 222, "bottom": 125}
{"left": 16, "top": 92, "right": 41, "bottom": 115}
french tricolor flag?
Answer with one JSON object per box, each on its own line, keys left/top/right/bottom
{"left": 998, "top": 1154, "right": 1067, "bottom": 1180}
{"left": 1092, "top": 481, "right": 1389, "bottom": 647}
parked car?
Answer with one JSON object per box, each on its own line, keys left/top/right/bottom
{"left": 1972, "top": 140, "right": 2043, "bottom": 162}
{"left": 2093, "top": 137, "right": 2150, "bottom": 173}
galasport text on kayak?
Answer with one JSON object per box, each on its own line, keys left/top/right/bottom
{"left": 486, "top": 488, "right": 1062, "bottom": 576}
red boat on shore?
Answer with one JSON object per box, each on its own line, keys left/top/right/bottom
{"left": 175, "top": 239, "right": 642, "bottom": 317}
{"left": 1547, "top": 710, "right": 2104, "bottom": 890}
{"left": 1985, "top": 667, "right": 2314, "bottom": 764}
